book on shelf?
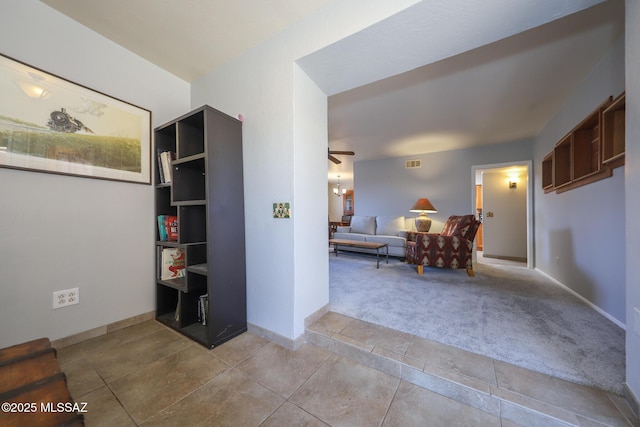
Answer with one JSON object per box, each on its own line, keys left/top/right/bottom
{"left": 157, "top": 215, "right": 178, "bottom": 242}
{"left": 156, "top": 149, "right": 165, "bottom": 183}
{"left": 166, "top": 215, "right": 178, "bottom": 241}
{"left": 175, "top": 292, "right": 181, "bottom": 322}
{"left": 160, "top": 151, "right": 175, "bottom": 183}
{"left": 197, "top": 294, "right": 209, "bottom": 325}
{"left": 160, "top": 247, "right": 186, "bottom": 280}
{"left": 157, "top": 215, "right": 168, "bottom": 241}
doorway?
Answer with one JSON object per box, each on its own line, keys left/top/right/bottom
{"left": 471, "top": 161, "right": 533, "bottom": 268}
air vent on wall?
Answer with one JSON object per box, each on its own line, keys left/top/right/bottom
{"left": 405, "top": 159, "right": 421, "bottom": 169}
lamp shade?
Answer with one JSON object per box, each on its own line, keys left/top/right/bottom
{"left": 409, "top": 198, "right": 437, "bottom": 213}
{"left": 409, "top": 198, "right": 437, "bottom": 232}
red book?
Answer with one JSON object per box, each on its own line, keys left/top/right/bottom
{"left": 165, "top": 216, "right": 178, "bottom": 241}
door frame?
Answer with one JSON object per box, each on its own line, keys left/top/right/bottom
{"left": 471, "top": 160, "right": 533, "bottom": 268}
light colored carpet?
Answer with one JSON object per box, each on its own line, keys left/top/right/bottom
{"left": 329, "top": 252, "right": 625, "bottom": 393}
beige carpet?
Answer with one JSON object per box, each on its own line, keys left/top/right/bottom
{"left": 328, "top": 251, "right": 625, "bottom": 393}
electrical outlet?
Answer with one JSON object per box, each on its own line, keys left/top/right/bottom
{"left": 555, "top": 256, "right": 560, "bottom": 267}
{"left": 634, "top": 307, "right": 640, "bottom": 335}
{"left": 52, "top": 288, "right": 79, "bottom": 309}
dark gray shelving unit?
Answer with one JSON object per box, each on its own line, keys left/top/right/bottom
{"left": 154, "top": 105, "right": 246, "bottom": 348}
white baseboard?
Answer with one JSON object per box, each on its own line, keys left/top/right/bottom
{"left": 483, "top": 254, "right": 527, "bottom": 263}
{"left": 247, "top": 322, "right": 305, "bottom": 351}
{"left": 51, "top": 311, "right": 156, "bottom": 349}
{"left": 624, "top": 383, "right": 640, "bottom": 419}
{"left": 52, "top": 307, "right": 329, "bottom": 353}
{"left": 305, "top": 304, "right": 329, "bottom": 329}
{"left": 248, "top": 304, "right": 330, "bottom": 351}
{"left": 534, "top": 268, "right": 625, "bottom": 330}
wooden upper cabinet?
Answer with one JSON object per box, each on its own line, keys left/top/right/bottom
{"left": 571, "top": 107, "right": 604, "bottom": 181}
{"left": 602, "top": 92, "right": 625, "bottom": 168}
{"left": 542, "top": 153, "right": 553, "bottom": 193}
{"left": 343, "top": 190, "right": 354, "bottom": 216}
{"left": 542, "top": 94, "right": 625, "bottom": 194}
{"left": 553, "top": 133, "right": 573, "bottom": 191}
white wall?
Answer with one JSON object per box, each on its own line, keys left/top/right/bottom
{"left": 190, "top": 0, "right": 588, "bottom": 343}
{"left": 0, "top": 0, "right": 190, "bottom": 347}
{"left": 354, "top": 140, "right": 533, "bottom": 233}
{"left": 533, "top": 35, "right": 625, "bottom": 324}
{"left": 292, "top": 66, "right": 329, "bottom": 338}
{"left": 625, "top": 0, "right": 640, "bottom": 409}
{"left": 190, "top": 0, "right": 420, "bottom": 341}
{"left": 482, "top": 170, "right": 527, "bottom": 259}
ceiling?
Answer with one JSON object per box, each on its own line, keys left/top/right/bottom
{"left": 325, "top": 0, "right": 624, "bottom": 181}
{"left": 40, "top": 1, "right": 624, "bottom": 185}
{"left": 40, "top": 0, "right": 335, "bottom": 82}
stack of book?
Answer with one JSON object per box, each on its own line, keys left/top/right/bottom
{"left": 157, "top": 215, "right": 178, "bottom": 241}
{"left": 157, "top": 150, "right": 175, "bottom": 183}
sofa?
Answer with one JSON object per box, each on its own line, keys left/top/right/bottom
{"left": 332, "top": 215, "right": 414, "bottom": 258}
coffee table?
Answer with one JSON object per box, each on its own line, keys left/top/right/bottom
{"left": 329, "top": 239, "right": 389, "bottom": 268}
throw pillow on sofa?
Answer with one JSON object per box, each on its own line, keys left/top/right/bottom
{"left": 376, "top": 216, "right": 406, "bottom": 236}
{"left": 349, "top": 216, "right": 376, "bottom": 235}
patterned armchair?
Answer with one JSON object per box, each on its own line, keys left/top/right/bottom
{"left": 406, "top": 215, "right": 480, "bottom": 276}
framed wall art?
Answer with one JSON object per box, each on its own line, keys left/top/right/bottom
{"left": 0, "top": 53, "right": 151, "bottom": 184}
{"left": 273, "top": 202, "right": 291, "bottom": 218}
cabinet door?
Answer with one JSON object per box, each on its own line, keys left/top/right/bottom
{"left": 343, "top": 190, "right": 354, "bottom": 216}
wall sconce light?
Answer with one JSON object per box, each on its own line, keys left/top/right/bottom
{"left": 507, "top": 173, "right": 519, "bottom": 189}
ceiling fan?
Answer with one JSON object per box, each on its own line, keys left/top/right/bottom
{"left": 328, "top": 148, "right": 355, "bottom": 164}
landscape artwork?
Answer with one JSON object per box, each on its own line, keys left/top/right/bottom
{"left": 0, "top": 53, "right": 151, "bottom": 184}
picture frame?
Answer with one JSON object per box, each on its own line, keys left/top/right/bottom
{"left": 273, "top": 202, "right": 291, "bottom": 218}
{"left": 0, "top": 53, "right": 151, "bottom": 184}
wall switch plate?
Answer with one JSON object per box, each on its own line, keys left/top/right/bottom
{"left": 53, "top": 288, "right": 79, "bottom": 309}
{"left": 635, "top": 307, "right": 640, "bottom": 335}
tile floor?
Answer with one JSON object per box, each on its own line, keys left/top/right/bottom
{"left": 57, "top": 314, "right": 639, "bottom": 427}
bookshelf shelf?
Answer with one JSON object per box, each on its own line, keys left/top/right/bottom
{"left": 154, "top": 105, "right": 246, "bottom": 348}
{"left": 156, "top": 277, "right": 205, "bottom": 293}
{"left": 188, "top": 263, "right": 208, "bottom": 276}
{"left": 155, "top": 312, "right": 209, "bottom": 347}
{"left": 172, "top": 200, "right": 207, "bottom": 207}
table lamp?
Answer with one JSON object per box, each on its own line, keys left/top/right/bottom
{"left": 410, "top": 198, "right": 437, "bottom": 232}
